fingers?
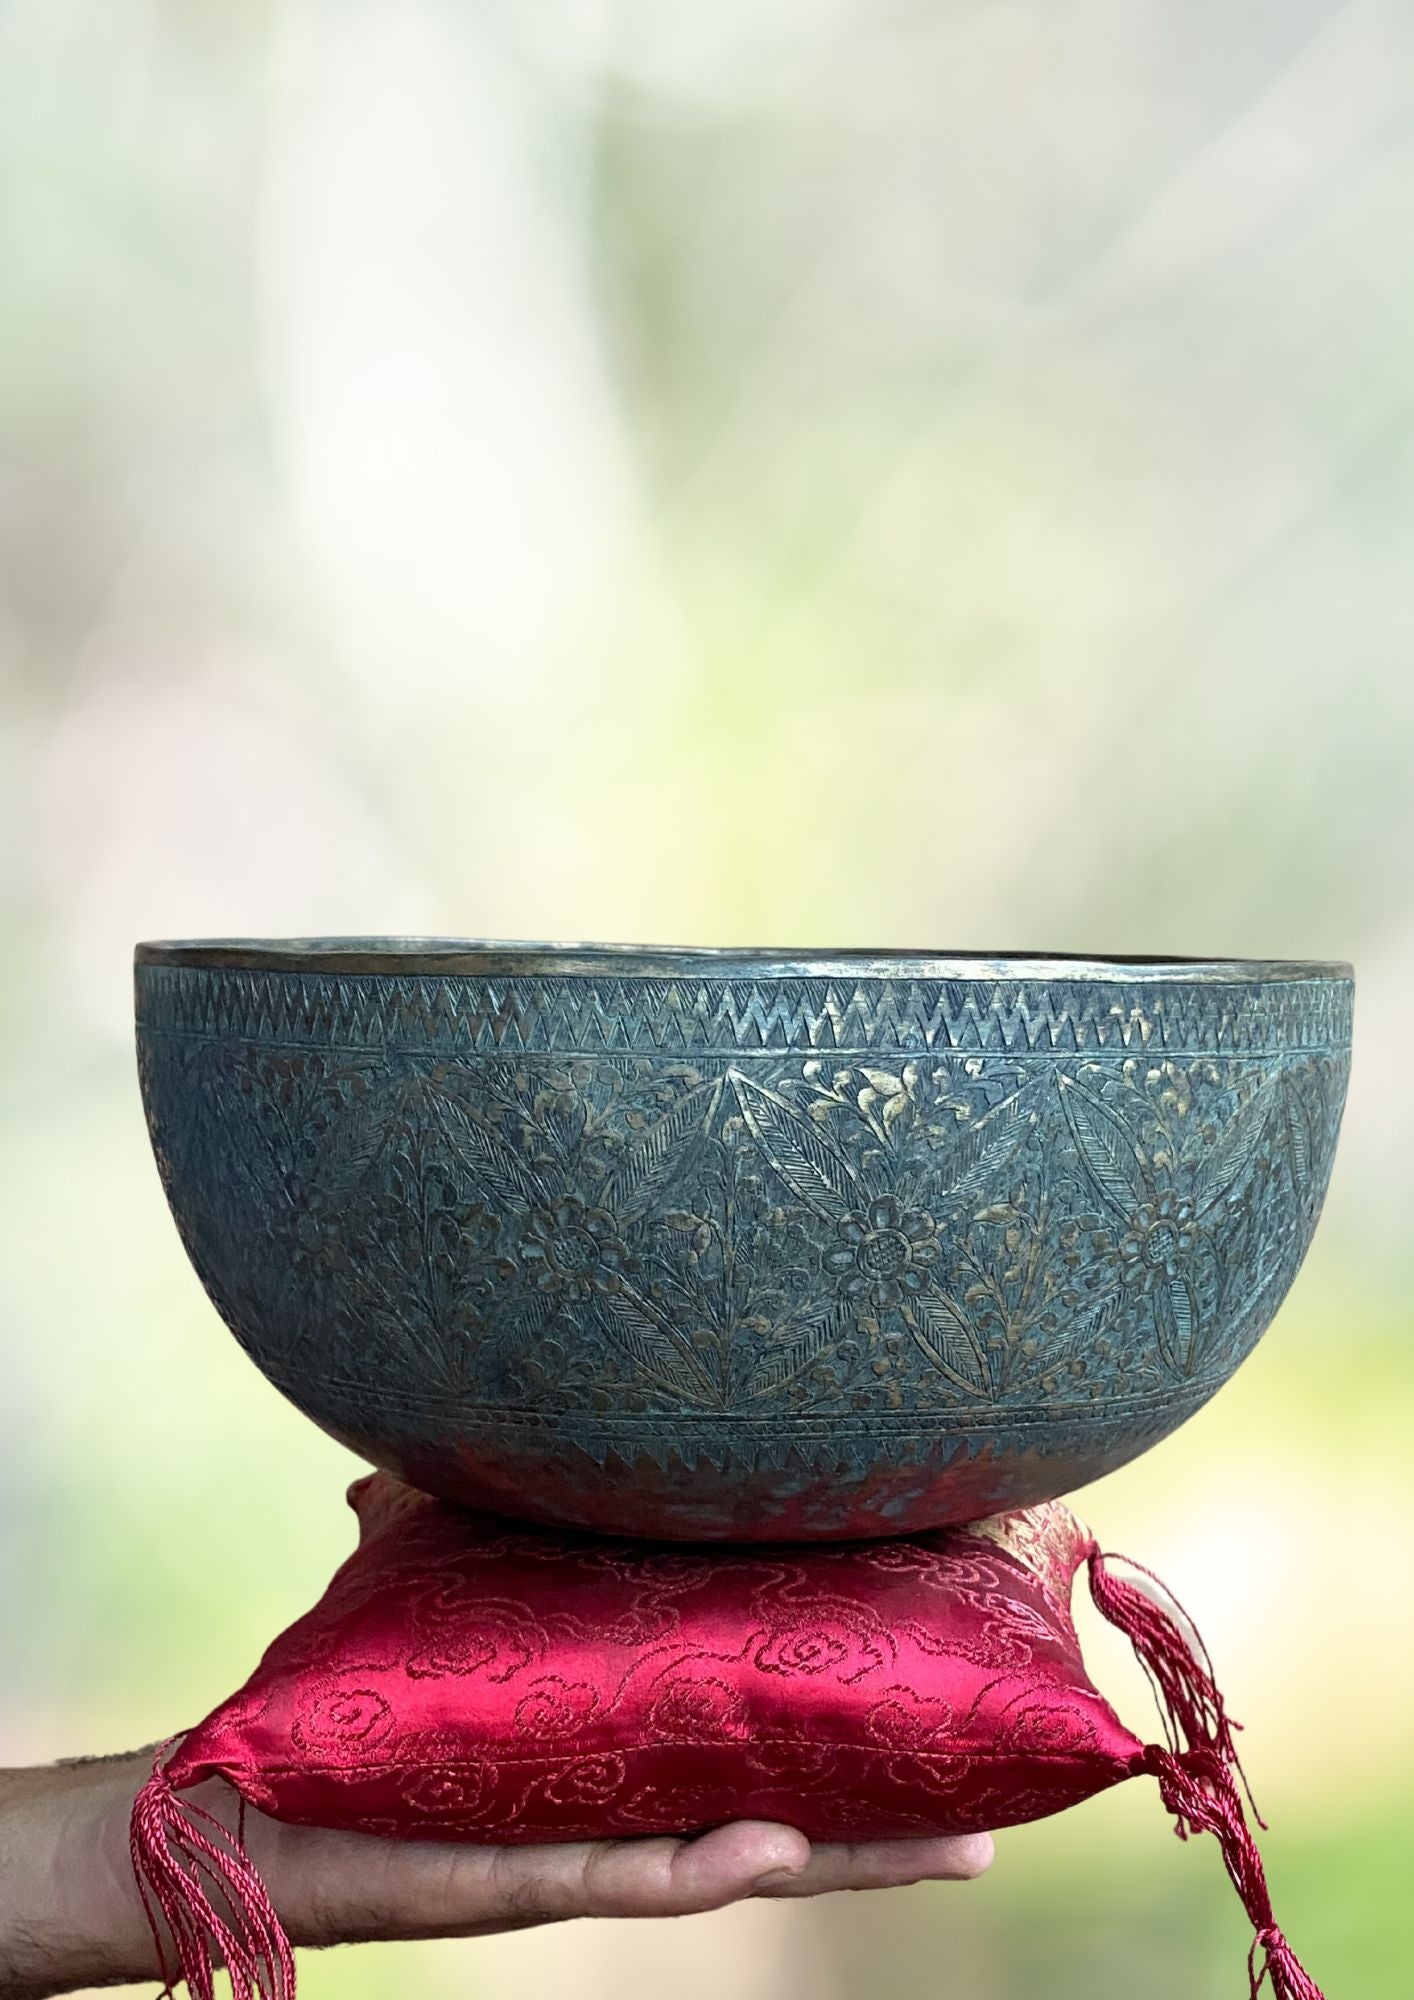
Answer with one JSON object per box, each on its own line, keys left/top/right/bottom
{"left": 578, "top": 1821, "right": 811, "bottom": 1917}
{"left": 259, "top": 1817, "right": 811, "bottom": 1941}
{"left": 753, "top": 1831, "right": 995, "bottom": 1896}
{"left": 242, "top": 1802, "right": 991, "bottom": 1948}
{"left": 441, "top": 1825, "right": 991, "bottom": 1929}
{"left": 468, "top": 1821, "right": 810, "bottom": 1927}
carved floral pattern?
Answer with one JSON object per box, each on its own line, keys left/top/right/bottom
{"left": 518, "top": 1198, "right": 632, "bottom": 1298}
{"left": 135, "top": 968, "right": 1351, "bottom": 1523}
{"left": 826, "top": 1196, "right": 941, "bottom": 1309}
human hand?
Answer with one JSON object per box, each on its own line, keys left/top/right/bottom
{"left": 0, "top": 1751, "right": 993, "bottom": 1996}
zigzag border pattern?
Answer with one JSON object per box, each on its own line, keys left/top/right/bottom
{"left": 135, "top": 965, "right": 1353, "bottom": 1058}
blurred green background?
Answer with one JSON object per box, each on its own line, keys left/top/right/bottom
{"left": 2, "top": 2, "right": 1412, "bottom": 1994}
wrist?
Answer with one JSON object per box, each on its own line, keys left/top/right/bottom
{"left": 0, "top": 1754, "right": 166, "bottom": 1998}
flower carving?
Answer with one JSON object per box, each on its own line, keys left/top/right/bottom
{"left": 1119, "top": 1192, "right": 1198, "bottom": 1286}
{"left": 518, "top": 1197, "right": 631, "bottom": 1297}
{"left": 825, "top": 1196, "right": 939, "bottom": 1310}
{"left": 1059, "top": 1074, "right": 1276, "bottom": 1380}
{"left": 729, "top": 1071, "right": 1046, "bottom": 1396}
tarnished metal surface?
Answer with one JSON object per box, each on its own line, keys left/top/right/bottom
{"left": 135, "top": 944, "right": 1352, "bottom": 1539}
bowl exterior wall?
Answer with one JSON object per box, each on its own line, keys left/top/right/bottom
{"left": 135, "top": 963, "right": 1351, "bottom": 1537}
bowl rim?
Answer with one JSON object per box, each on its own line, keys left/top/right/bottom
{"left": 134, "top": 939, "right": 1354, "bottom": 983}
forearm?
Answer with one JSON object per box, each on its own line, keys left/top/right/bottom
{"left": 0, "top": 1755, "right": 163, "bottom": 1999}
{"left": 0, "top": 1748, "right": 991, "bottom": 1997}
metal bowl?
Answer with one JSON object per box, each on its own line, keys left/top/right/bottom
{"left": 135, "top": 941, "right": 1352, "bottom": 1539}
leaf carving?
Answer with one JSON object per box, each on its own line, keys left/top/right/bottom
{"left": 477, "top": 1290, "right": 558, "bottom": 1386}
{"left": 601, "top": 1084, "right": 718, "bottom": 1223}
{"left": 321, "top": 1079, "right": 403, "bottom": 1206}
{"left": 1194, "top": 1081, "right": 1274, "bottom": 1217}
{"left": 1058, "top": 1078, "right": 1149, "bottom": 1218}
{"left": 1154, "top": 1271, "right": 1200, "bottom": 1377}
{"left": 904, "top": 1291, "right": 992, "bottom": 1397}
{"left": 1278, "top": 1067, "right": 1317, "bottom": 1214}
{"left": 594, "top": 1285, "right": 721, "bottom": 1408}
{"left": 424, "top": 1079, "right": 550, "bottom": 1213}
{"left": 326, "top": 1074, "right": 546, "bottom": 1218}
{"left": 730, "top": 1072, "right": 863, "bottom": 1219}
{"left": 744, "top": 1300, "right": 854, "bottom": 1401}
{"left": 932, "top": 1077, "right": 1046, "bottom": 1212}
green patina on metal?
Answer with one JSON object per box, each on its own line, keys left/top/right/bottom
{"left": 135, "top": 943, "right": 1352, "bottom": 1541}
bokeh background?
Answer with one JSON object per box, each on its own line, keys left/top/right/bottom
{"left": 3, "top": 2, "right": 1412, "bottom": 1993}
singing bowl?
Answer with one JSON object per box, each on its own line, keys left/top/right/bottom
{"left": 135, "top": 942, "right": 1352, "bottom": 1539}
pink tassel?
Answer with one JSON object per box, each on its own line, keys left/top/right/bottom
{"left": 1089, "top": 1548, "right": 1324, "bottom": 2000}
{"left": 1146, "top": 1747, "right": 1323, "bottom": 2000}
{"left": 129, "top": 1748, "right": 296, "bottom": 2000}
{"left": 1087, "top": 1546, "right": 1254, "bottom": 1799}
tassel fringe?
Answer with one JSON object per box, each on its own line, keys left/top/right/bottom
{"left": 129, "top": 1748, "right": 296, "bottom": 2000}
{"left": 1088, "top": 1548, "right": 1324, "bottom": 2000}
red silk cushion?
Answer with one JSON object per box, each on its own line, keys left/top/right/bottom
{"left": 164, "top": 1476, "right": 1142, "bottom": 1843}
{"left": 132, "top": 1477, "right": 1322, "bottom": 2000}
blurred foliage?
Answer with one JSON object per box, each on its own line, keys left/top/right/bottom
{"left": 2, "top": 2, "right": 1412, "bottom": 1994}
